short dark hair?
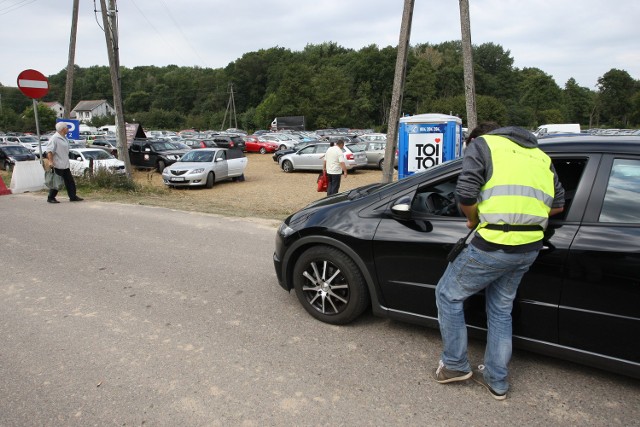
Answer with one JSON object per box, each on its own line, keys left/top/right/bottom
{"left": 465, "top": 122, "right": 500, "bottom": 145}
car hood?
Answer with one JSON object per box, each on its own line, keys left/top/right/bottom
{"left": 165, "top": 161, "right": 211, "bottom": 171}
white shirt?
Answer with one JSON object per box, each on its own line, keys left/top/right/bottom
{"left": 324, "top": 145, "right": 345, "bottom": 175}
{"left": 46, "top": 133, "right": 70, "bottom": 169}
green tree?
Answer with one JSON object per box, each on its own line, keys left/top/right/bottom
{"left": 519, "top": 68, "right": 563, "bottom": 127}
{"left": 563, "top": 78, "right": 595, "bottom": 125}
{"left": 23, "top": 103, "right": 57, "bottom": 132}
{"left": 597, "top": 68, "right": 636, "bottom": 127}
{"left": 125, "top": 90, "right": 152, "bottom": 112}
{"left": 404, "top": 58, "right": 437, "bottom": 114}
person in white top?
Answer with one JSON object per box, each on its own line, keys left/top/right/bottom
{"left": 322, "top": 139, "right": 348, "bottom": 195}
{"left": 45, "top": 122, "right": 83, "bottom": 203}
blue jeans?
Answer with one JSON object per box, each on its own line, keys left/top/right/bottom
{"left": 326, "top": 173, "right": 342, "bottom": 196}
{"left": 435, "top": 243, "right": 539, "bottom": 394}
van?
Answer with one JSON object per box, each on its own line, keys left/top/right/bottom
{"left": 534, "top": 124, "right": 581, "bottom": 137}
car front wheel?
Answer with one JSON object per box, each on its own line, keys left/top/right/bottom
{"left": 4, "top": 161, "right": 12, "bottom": 172}
{"left": 157, "top": 160, "right": 166, "bottom": 173}
{"left": 205, "top": 172, "right": 214, "bottom": 188}
{"left": 292, "top": 246, "right": 369, "bottom": 324}
{"left": 378, "top": 158, "right": 385, "bottom": 170}
{"left": 259, "top": 147, "right": 267, "bottom": 154}
{"left": 282, "top": 160, "right": 294, "bottom": 173}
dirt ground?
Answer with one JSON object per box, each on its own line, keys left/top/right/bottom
{"left": 125, "top": 152, "right": 398, "bottom": 221}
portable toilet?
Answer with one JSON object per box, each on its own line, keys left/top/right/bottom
{"left": 397, "top": 113, "right": 463, "bottom": 179}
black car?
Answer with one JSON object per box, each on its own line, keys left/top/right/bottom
{"left": 211, "top": 135, "right": 246, "bottom": 151}
{"left": 128, "top": 139, "right": 189, "bottom": 172}
{"left": 273, "top": 136, "right": 640, "bottom": 379}
{"left": 0, "top": 145, "right": 37, "bottom": 170}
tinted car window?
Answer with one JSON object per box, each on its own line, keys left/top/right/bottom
{"left": 599, "top": 158, "right": 640, "bottom": 223}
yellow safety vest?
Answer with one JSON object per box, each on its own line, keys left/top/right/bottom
{"left": 476, "top": 135, "right": 555, "bottom": 246}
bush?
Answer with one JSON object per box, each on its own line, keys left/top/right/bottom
{"left": 75, "top": 168, "right": 140, "bottom": 192}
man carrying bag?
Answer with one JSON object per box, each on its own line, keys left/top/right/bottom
{"left": 45, "top": 122, "right": 83, "bottom": 204}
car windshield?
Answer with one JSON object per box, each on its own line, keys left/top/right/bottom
{"left": 180, "top": 150, "right": 214, "bottom": 162}
{"left": 82, "top": 150, "right": 113, "bottom": 160}
{"left": 20, "top": 136, "right": 38, "bottom": 142}
{"left": 151, "top": 142, "right": 178, "bottom": 151}
{"left": 3, "top": 146, "right": 31, "bottom": 155}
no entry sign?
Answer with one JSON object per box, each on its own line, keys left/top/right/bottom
{"left": 17, "top": 69, "right": 49, "bottom": 99}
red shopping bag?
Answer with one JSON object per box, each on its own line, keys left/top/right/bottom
{"left": 317, "top": 171, "right": 328, "bottom": 192}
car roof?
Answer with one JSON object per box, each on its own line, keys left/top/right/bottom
{"left": 538, "top": 135, "right": 640, "bottom": 155}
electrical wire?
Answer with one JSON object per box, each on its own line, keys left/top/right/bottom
{"left": 157, "top": 0, "right": 209, "bottom": 67}
{"left": 0, "top": 0, "right": 38, "bottom": 16}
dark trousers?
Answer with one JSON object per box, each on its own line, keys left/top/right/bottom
{"left": 48, "top": 168, "right": 77, "bottom": 200}
{"left": 327, "top": 173, "right": 342, "bottom": 196}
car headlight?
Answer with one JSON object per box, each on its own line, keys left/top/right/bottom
{"left": 277, "top": 222, "right": 296, "bottom": 238}
{"left": 8, "top": 157, "right": 16, "bottom": 162}
{"left": 190, "top": 168, "right": 205, "bottom": 174}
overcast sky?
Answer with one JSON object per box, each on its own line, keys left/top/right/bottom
{"left": 1, "top": 0, "right": 638, "bottom": 94}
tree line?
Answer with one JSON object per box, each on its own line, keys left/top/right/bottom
{"left": 1, "top": 41, "right": 638, "bottom": 133}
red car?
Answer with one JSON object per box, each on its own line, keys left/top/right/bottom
{"left": 244, "top": 136, "right": 279, "bottom": 154}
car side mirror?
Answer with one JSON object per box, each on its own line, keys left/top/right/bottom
{"left": 391, "top": 196, "right": 413, "bottom": 220}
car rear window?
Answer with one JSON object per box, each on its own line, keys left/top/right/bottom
{"left": 227, "top": 148, "right": 245, "bottom": 159}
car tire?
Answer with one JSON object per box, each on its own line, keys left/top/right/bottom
{"left": 282, "top": 160, "right": 294, "bottom": 173}
{"left": 205, "top": 172, "right": 214, "bottom": 188}
{"left": 279, "top": 144, "right": 287, "bottom": 151}
{"left": 378, "top": 159, "right": 385, "bottom": 170}
{"left": 259, "top": 147, "right": 267, "bottom": 154}
{"left": 4, "top": 161, "right": 12, "bottom": 172}
{"left": 292, "top": 245, "right": 369, "bottom": 325}
{"left": 157, "top": 160, "right": 166, "bottom": 173}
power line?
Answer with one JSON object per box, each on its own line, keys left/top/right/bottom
{"left": 0, "top": 0, "right": 38, "bottom": 16}
{"left": 157, "top": 0, "right": 209, "bottom": 67}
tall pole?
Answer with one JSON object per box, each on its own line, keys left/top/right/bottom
{"left": 100, "top": 0, "right": 131, "bottom": 176}
{"left": 382, "top": 0, "right": 414, "bottom": 184}
{"left": 64, "top": 0, "right": 79, "bottom": 119}
{"left": 459, "top": 0, "right": 477, "bottom": 131}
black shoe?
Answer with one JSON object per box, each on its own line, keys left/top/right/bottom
{"left": 70, "top": 197, "right": 84, "bottom": 202}
{"left": 47, "top": 198, "right": 60, "bottom": 204}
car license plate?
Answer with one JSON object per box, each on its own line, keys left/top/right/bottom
{"left": 171, "top": 177, "right": 185, "bottom": 182}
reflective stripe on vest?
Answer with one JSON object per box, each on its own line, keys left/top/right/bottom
{"left": 476, "top": 135, "right": 554, "bottom": 246}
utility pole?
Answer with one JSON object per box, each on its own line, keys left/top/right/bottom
{"left": 459, "top": 0, "right": 477, "bottom": 131}
{"left": 64, "top": 0, "right": 79, "bottom": 119}
{"left": 100, "top": 0, "right": 132, "bottom": 176}
{"left": 221, "top": 83, "right": 238, "bottom": 131}
{"left": 382, "top": 0, "right": 414, "bottom": 184}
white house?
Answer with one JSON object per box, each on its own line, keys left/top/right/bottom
{"left": 71, "top": 100, "right": 115, "bottom": 123}
{"left": 42, "top": 101, "right": 65, "bottom": 118}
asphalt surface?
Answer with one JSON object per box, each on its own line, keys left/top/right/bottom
{"left": 1, "top": 194, "right": 638, "bottom": 426}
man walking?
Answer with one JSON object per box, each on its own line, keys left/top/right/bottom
{"left": 323, "top": 139, "right": 348, "bottom": 196}
{"left": 45, "top": 122, "right": 83, "bottom": 203}
{"left": 433, "top": 126, "right": 564, "bottom": 400}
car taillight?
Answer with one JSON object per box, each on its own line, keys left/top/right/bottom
{"left": 346, "top": 153, "right": 354, "bottom": 160}
{"left": 230, "top": 142, "right": 235, "bottom": 147}
{"left": 200, "top": 142, "right": 205, "bottom": 148}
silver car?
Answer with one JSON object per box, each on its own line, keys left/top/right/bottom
{"left": 162, "top": 148, "right": 248, "bottom": 188}
{"left": 348, "top": 141, "right": 396, "bottom": 170}
{"left": 279, "top": 142, "right": 367, "bottom": 173}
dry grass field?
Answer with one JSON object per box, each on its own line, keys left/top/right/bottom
{"left": 0, "top": 153, "right": 397, "bottom": 221}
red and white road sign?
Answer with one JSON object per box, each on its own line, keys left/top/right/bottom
{"left": 17, "top": 69, "right": 49, "bottom": 99}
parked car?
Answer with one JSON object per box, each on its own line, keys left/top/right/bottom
{"left": 348, "top": 141, "right": 397, "bottom": 170}
{"left": 259, "top": 134, "right": 297, "bottom": 151}
{"left": 273, "top": 136, "right": 640, "bottom": 379}
{"left": 353, "top": 133, "right": 387, "bottom": 143}
{"left": 4, "top": 135, "right": 45, "bottom": 157}
{"left": 0, "top": 145, "right": 36, "bottom": 170}
{"left": 90, "top": 138, "right": 118, "bottom": 156}
{"left": 183, "top": 138, "right": 217, "bottom": 149}
{"left": 161, "top": 148, "right": 248, "bottom": 188}
{"left": 244, "top": 136, "right": 279, "bottom": 154}
{"left": 68, "top": 148, "right": 126, "bottom": 176}
{"left": 128, "top": 139, "right": 189, "bottom": 172}
{"left": 279, "top": 142, "right": 367, "bottom": 173}
{"left": 272, "top": 141, "right": 319, "bottom": 162}
{"left": 211, "top": 135, "right": 246, "bottom": 151}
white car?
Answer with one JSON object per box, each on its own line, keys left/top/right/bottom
{"left": 69, "top": 148, "right": 126, "bottom": 176}
{"left": 162, "top": 148, "right": 248, "bottom": 188}
{"left": 259, "top": 134, "right": 297, "bottom": 150}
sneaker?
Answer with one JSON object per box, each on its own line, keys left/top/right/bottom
{"left": 472, "top": 365, "right": 507, "bottom": 400}
{"left": 433, "top": 360, "right": 472, "bottom": 384}
{"left": 47, "top": 198, "right": 60, "bottom": 204}
{"left": 70, "top": 197, "right": 84, "bottom": 202}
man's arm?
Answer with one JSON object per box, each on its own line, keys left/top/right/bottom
{"left": 459, "top": 203, "right": 479, "bottom": 230}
